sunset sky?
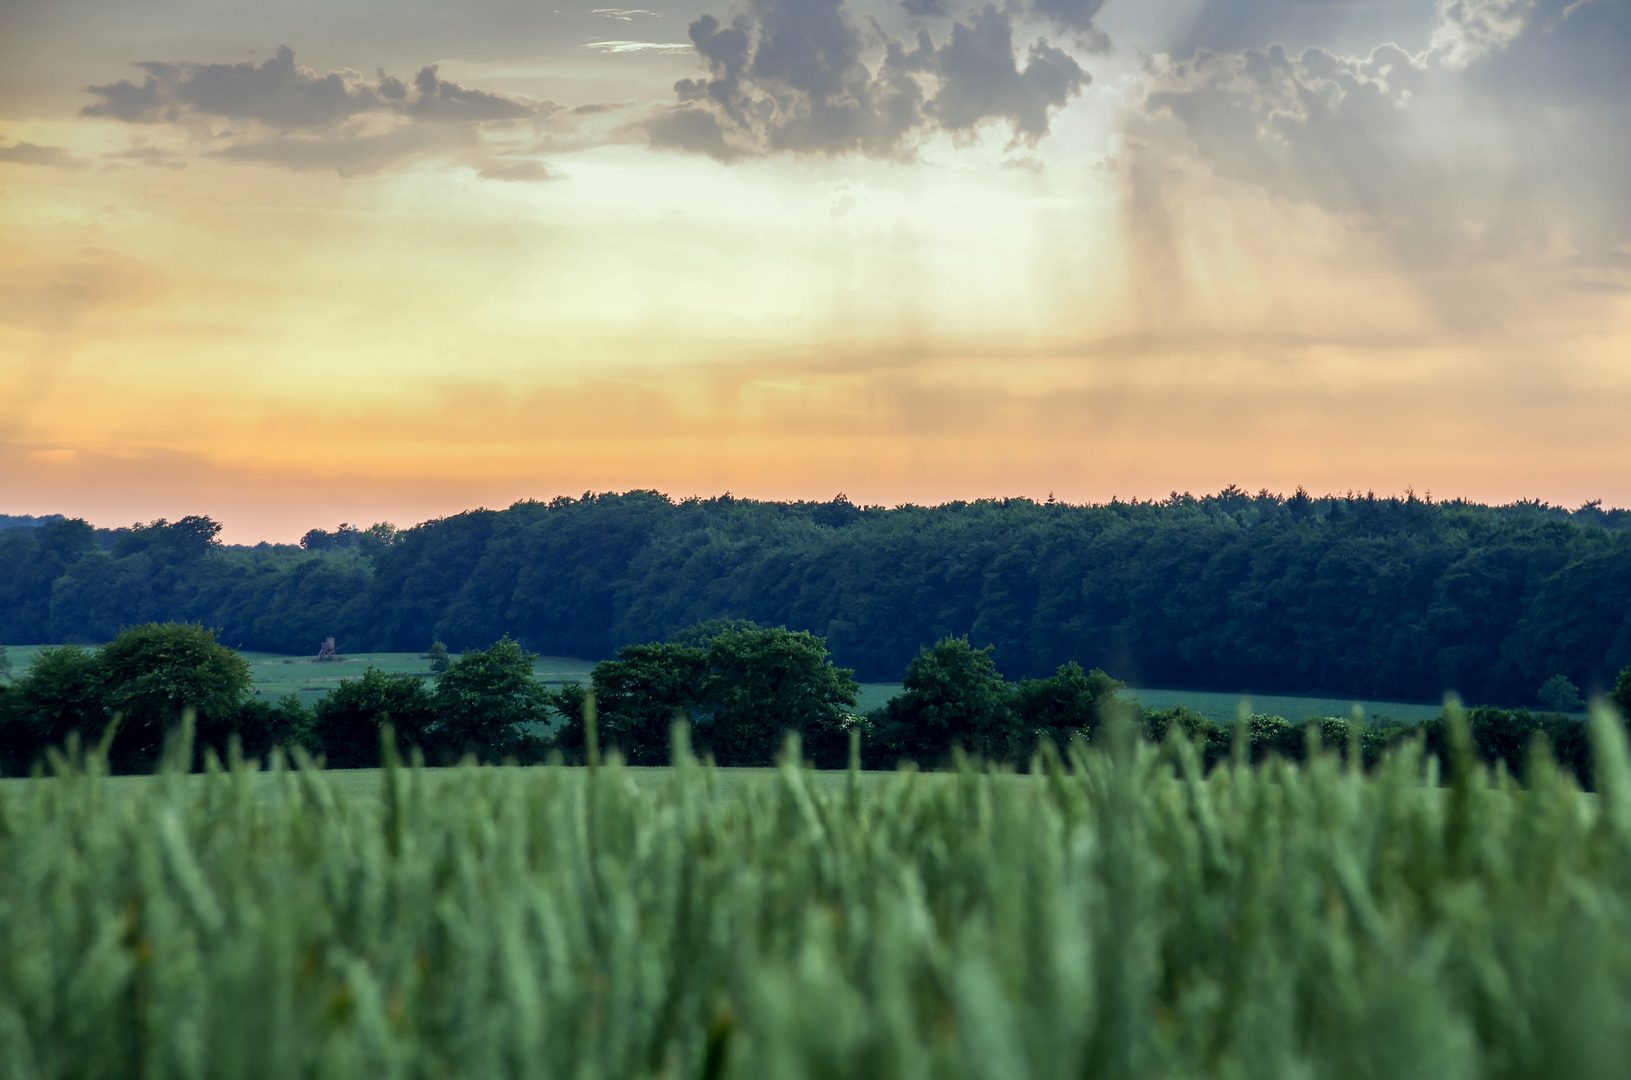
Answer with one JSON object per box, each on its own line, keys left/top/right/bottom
{"left": 1, "top": 0, "right": 1627, "bottom": 542}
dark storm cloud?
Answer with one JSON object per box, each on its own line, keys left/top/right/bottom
{"left": 78, "top": 45, "right": 554, "bottom": 177}
{"left": 644, "top": 0, "right": 1089, "bottom": 160}
{"left": 0, "top": 141, "right": 85, "bottom": 168}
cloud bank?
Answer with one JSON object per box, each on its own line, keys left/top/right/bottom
{"left": 644, "top": 0, "right": 1098, "bottom": 160}
{"left": 79, "top": 46, "right": 553, "bottom": 177}
{"left": 1121, "top": 0, "right": 1631, "bottom": 325}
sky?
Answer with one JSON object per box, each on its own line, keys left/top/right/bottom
{"left": 1, "top": 0, "right": 1627, "bottom": 542}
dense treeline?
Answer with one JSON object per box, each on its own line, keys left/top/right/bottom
{"left": 3, "top": 489, "right": 1631, "bottom": 705}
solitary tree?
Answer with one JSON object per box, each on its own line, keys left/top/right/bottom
{"left": 425, "top": 641, "right": 451, "bottom": 675}
{"left": 1538, "top": 674, "right": 1585, "bottom": 713}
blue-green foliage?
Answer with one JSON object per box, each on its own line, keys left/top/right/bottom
{"left": 6, "top": 712, "right": 1631, "bottom": 1076}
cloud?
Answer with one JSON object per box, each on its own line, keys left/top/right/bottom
{"left": 83, "top": 46, "right": 539, "bottom": 130}
{"left": 902, "top": 0, "right": 951, "bottom": 15}
{"left": 1431, "top": 0, "right": 1536, "bottom": 69}
{"left": 1120, "top": 0, "right": 1631, "bottom": 324}
{"left": 581, "top": 41, "right": 695, "bottom": 54}
{"left": 478, "top": 158, "right": 553, "bottom": 181}
{"left": 895, "top": 5, "right": 1088, "bottom": 143}
{"left": 1027, "top": 0, "right": 1111, "bottom": 49}
{"left": 0, "top": 141, "right": 85, "bottom": 168}
{"left": 0, "top": 249, "right": 169, "bottom": 329}
{"left": 104, "top": 145, "right": 187, "bottom": 170}
{"left": 643, "top": 0, "right": 1088, "bottom": 160}
{"left": 83, "top": 47, "right": 384, "bottom": 128}
{"left": 592, "top": 8, "right": 661, "bottom": 19}
{"left": 1140, "top": 43, "right": 1435, "bottom": 232}
{"left": 405, "top": 65, "right": 536, "bottom": 122}
{"left": 209, "top": 124, "right": 479, "bottom": 177}
{"left": 78, "top": 45, "right": 553, "bottom": 177}
{"left": 1166, "top": 0, "right": 1435, "bottom": 59}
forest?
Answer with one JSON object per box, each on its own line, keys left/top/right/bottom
{"left": 2, "top": 488, "right": 1630, "bottom": 707}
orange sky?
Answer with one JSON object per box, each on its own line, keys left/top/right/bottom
{"left": 3, "top": 0, "right": 1627, "bottom": 542}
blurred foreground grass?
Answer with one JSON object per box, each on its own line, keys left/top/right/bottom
{"left": 4, "top": 714, "right": 1631, "bottom": 1079}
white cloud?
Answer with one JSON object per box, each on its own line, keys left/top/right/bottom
{"left": 581, "top": 41, "right": 695, "bottom": 54}
{"left": 1430, "top": 0, "right": 1537, "bottom": 69}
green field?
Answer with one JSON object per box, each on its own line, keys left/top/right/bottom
{"left": 4, "top": 719, "right": 1630, "bottom": 1077}
{"left": 237, "top": 651, "right": 598, "bottom": 706}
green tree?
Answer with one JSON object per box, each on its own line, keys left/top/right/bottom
{"left": 879, "top": 636, "right": 1015, "bottom": 766}
{"left": 433, "top": 636, "right": 551, "bottom": 761}
{"left": 1611, "top": 665, "right": 1631, "bottom": 720}
{"left": 315, "top": 667, "right": 438, "bottom": 767}
{"left": 1011, "top": 662, "right": 1123, "bottom": 749}
{"left": 577, "top": 642, "right": 709, "bottom": 765}
{"left": 697, "top": 626, "right": 859, "bottom": 767}
{"left": 425, "top": 641, "right": 450, "bottom": 675}
{"left": 230, "top": 694, "right": 318, "bottom": 764}
{"left": 1142, "top": 704, "right": 1232, "bottom": 767}
{"left": 0, "top": 646, "right": 106, "bottom": 773}
{"left": 667, "top": 618, "right": 762, "bottom": 648}
{"left": 99, "top": 623, "right": 253, "bottom": 771}
{"left": 1538, "top": 674, "right": 1585, "bottom": 712}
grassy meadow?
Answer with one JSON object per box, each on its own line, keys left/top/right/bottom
{"left": 5, "top": 712, "right": 1631, "bottom": 1078}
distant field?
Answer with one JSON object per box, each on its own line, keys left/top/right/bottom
{"left": 238, "top": 651, "right": 597, "bottom": 706}
{"left": 1, "top": 644, "right": 1505, "bottom": 723}
{"left": 1118, "top": 687, "right": 1455, "bottom": 725}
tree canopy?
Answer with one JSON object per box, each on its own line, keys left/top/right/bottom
{"left": 3, "top": 490, "right": 1631, "bottom": 706}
